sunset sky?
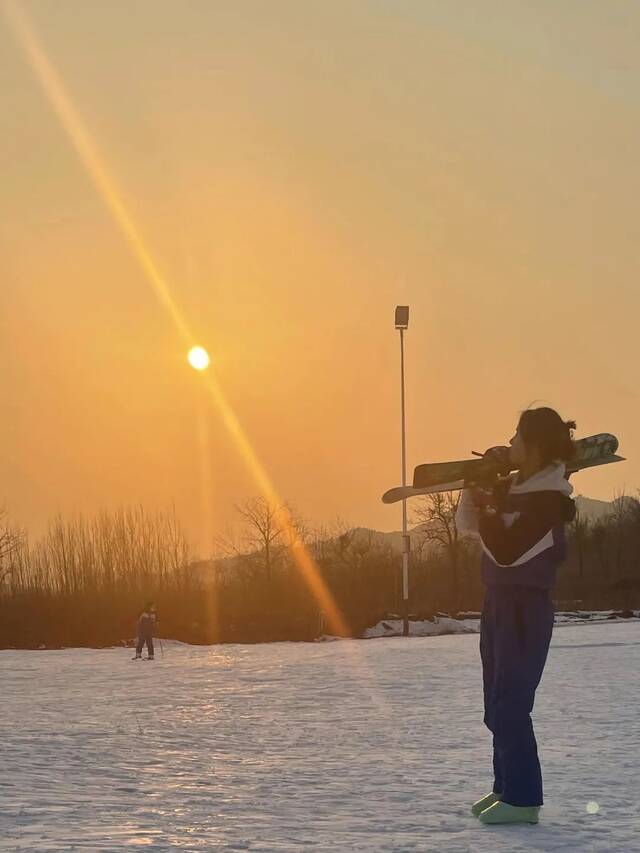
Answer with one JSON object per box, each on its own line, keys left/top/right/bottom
{"left": 1, "top": 1, "right": 639, "bottom": 554}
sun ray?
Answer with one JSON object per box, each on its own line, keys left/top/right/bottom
{"left": 3, "top": 1, "right": 193, "bottom": 345}
{"left": 3, "top": 0, "right": 352, "bottom": 640}
{"left": 200, "top": 371, "right": 349, "bottom": 634}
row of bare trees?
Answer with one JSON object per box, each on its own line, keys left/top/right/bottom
{"left": 1, "top": 490, "right": 639, "bottom": 648}
{"left": 558, "top": 496, "right": 640, "bottom": 608}
{"left": 0, "top": 506, "right": 196, "bottom": 647}
{"left": 7, "top": 507, "right": 191, "bottom": 596}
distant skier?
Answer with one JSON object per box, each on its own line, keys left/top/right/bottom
{"left": 133, "top": 601, "right": 157, "bottom": 660}
{"left": 456, "top": 407, "right": 576, "bottom": 825}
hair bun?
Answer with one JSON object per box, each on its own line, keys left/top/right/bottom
{"left": 518, "top": 407, "right": 577, "bottom": 464}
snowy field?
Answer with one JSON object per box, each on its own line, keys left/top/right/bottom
{"left": 1, "top": 623, "right": 639, "bottom": 852}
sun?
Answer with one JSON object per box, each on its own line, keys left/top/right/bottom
{"left": 187, "top": 346, "right": 210, "bottom": 371}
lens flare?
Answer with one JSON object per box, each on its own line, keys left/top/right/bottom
{"left": 3, "top": 0, "right": 358, "bottom": 650}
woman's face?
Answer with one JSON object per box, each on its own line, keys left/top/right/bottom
{"left": 509, "top": 427, "right": 528, "bottom": 468}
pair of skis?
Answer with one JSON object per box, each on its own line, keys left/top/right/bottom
{"left": 382, "top": 433, "right": 623, "bottom": 504}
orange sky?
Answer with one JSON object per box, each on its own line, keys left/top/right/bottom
{"left": 1, "top": 1, "right": 639, "bottom": 554}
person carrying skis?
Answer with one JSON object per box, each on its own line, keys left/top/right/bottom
{"left": 455, "top": 407, "right": 576, "bottom": 825}
{"left": 133, "top": 601, "right": 157, "bottom": 660}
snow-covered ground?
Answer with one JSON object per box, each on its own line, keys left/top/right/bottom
{"left": 1, "top": 623, "right": 639, "bottom": 852}
{"left": 363, "top": 610, "right": 640, "bottom": 639}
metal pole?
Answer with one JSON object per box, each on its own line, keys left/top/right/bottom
{"left": 400, "top": 328, "right": 410, "bottom": 636}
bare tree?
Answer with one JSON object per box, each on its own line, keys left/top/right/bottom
{"left": 570, "top": 503, "right": 590, "bottom": 580}
{"left": 590, "top": 521, "right": 610, "bottom": 578}
{"left": 611, "top": 490, "right": 632, "bottom": 579}
{"left": 411, "top": 491, "right": 469, "bottom": 611}
{"left": 0, "top": 508, "right": 24, "bottom": 589}
{"left": 232, "top": 496, "right": 294, "bottom": 582}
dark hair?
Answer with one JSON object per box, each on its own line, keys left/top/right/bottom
{"left": 517, "top": 407, "right": 576, "bottom": 466}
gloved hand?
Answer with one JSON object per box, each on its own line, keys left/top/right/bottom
{"left": 469, "top": 485, "right": 496, "bottom": 512}
{"left": 481, "top": 445, "right": 511, "bottom": 468}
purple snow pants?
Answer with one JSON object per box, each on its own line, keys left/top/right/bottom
{"left": 480, "top": 584, "right": 554, "bottom": 807}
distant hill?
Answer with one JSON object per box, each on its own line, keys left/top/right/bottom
{"left": 574, "top": 495, "right": 636, "bottom": 523}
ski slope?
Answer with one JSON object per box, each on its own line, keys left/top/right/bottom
{"left": 1, "top": 622, "right": 639, "bottom": 851}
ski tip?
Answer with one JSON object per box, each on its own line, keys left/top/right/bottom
{"left": 383, "top": 480, "right": 465, "bottom": 503}
{"left": 382, "top": 487, "right": 417, "bottom": 504}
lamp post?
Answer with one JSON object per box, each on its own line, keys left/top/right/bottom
{"left": 394, "top": 306, "right": 410, "bottom": 637}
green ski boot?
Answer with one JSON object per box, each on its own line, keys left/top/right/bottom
{"left": 478, "top": 801, "right": 540, "bottom": 825}
{"left": 471, "top": 792, "right": 501, "bottom": 817}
